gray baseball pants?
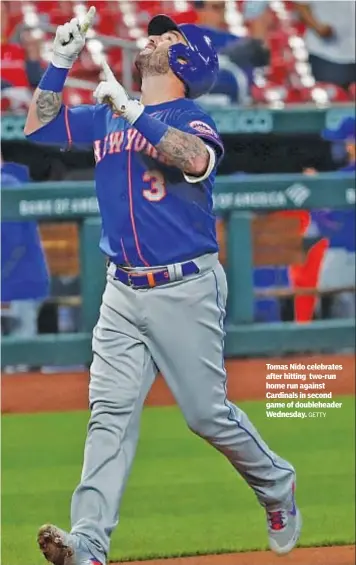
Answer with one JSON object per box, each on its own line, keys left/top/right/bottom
{"left": 70, "top": 253, "right": 295, "bottom": 562}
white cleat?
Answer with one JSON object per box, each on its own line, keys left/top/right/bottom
{"left": 266, "top": 483, "right": 302, "bottom": 555}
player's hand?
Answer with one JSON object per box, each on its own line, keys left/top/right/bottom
{"left": 52, "top": 6, "right": 96, "bottom": 69}
{"left": 93, "top": 59, "right": 144, "bottom": 124}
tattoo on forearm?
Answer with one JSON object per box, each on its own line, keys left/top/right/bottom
{"left": 156, "top": 127, "right": 208, "bottom": 174}
{"left": 36, "top": 90, "right": 62, "bottom": 124}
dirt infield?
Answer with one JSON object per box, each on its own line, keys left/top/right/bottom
{"left": 2, "top": 353, "right": 355, "bottom": 414}
{"left": 2, "top": 353, "right": 355, "bottom": 565}
{"left": 120, "top": 545, "right": 356, "bottom": 565}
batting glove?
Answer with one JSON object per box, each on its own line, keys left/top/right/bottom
{"left": 52, "top": 6, "right": 96, "bottom": 69}
{"left": 93, "top": 59, "right": 144, "bottom": 124}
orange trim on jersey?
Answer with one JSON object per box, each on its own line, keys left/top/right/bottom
{"left": 127, "top": 149, "right": 150, "bottom": 267}
{"left": 64, "top": 105, "right": 72, "bottom": 147}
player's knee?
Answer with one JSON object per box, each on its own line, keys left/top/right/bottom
{"left": 89, "top": 377, "right": 141, "bottom": 415}
{"left": 89, "top": 367, "right": 142, "bottom": 411}
{"left": 185, "top": 406, "right": 218, "bottom": 438}
{"left": 88, "top": 397, "right": 138, "bottom": 437}
{"left": 89, "top": 392, "right": 138, "bottom": 414}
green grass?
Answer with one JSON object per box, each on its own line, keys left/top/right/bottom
{"left": 2, "top": 397, "right": 355, "bottom": 564}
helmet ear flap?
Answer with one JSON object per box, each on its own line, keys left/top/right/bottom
{"left": 170, "top": 42, "right": 190, "bottom": 63}
{"left": 168, "top": 43, "right": 192, "bottom": 94}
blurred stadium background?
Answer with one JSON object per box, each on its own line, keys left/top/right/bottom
{"left": 1, "top": 2, "right": 356, "bottom": 565}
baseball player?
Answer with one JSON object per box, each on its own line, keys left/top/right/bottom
{"left": 24, "top": 8, "right": 301, "bottom": 565}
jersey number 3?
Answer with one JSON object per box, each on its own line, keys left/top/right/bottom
{"left": 142, "top": 170, "right": 166, "bottom": 202}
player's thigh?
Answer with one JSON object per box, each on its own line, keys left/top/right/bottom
{"left": 147, "top": 262, "right": 228, "bottom": 416}
{"left": 90, "top": 281, "right": 157, "bottom": 409}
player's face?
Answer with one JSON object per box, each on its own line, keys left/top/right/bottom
{"left": 135, "top": 30, "right": 186, "bottom": 77}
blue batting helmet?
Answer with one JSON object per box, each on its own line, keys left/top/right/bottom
{"left": 147, "top": 14, "right": 219, "bottom": 99}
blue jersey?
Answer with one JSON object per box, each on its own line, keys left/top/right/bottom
{"left": 27, "top": 98, "right": 224, "bottom": 267}
{"left": 1, "top": 163, "right": 49, "bottom": 301}
{"left": 311, "top": 162, "right": 355, "bottom": 251}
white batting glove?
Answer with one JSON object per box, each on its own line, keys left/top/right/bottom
{"left": 93, "top": 59, "right": 144, "bottom": 124}
{"left": 52, "top": 6, "right": 96, "bottom": 69}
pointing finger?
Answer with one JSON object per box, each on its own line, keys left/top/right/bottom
{"left": 102, "top": 58, "right": 116, "bottom": 81}
{"left": 80, "top": 6, "right": 96, "bottom": 34}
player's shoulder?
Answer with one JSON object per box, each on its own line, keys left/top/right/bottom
{"left": 175, "top": 98, "right": 213, "bottom": 118}
{"left": 174, "top": 99, "right": 219, "bottom": 130}
{"left": 183, "top": 100, "right": 222, "bottom": 142}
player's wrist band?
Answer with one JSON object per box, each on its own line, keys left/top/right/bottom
{"left": 38, "top": 63, "right": 69, "bottom": 92}
{"left": 133, "top": 111, "right": 169, "bottom": 146}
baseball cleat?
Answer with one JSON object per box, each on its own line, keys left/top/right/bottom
{"left": 37, "top": 524, "right": 104, "bottom": 565}
{"left": 38, "top": 524, "right": 74, "bottom": 565}
{"left": 266, "top": 483, "right": 302, "bottom": 555}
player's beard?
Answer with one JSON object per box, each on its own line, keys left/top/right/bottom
{"left": 135, "top": 49, "right": 170, "bottom": 77}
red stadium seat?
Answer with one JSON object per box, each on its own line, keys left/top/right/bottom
{"left": 310, "top": 83, "right": 350, "bottom": 103}
{"left": 296, "top": 87, "right": 313, "bottom": 103}
{"left": 34, "top": 1, "right": 58, "bottom": 13}
{"left": 83, "top": 0, "right": 116, "bottom": 11}
{"left": 94, "top": 9, "right": 122, "bottom": 36}
{"left": 284, "top": 87, "right": 304, "bottom": 104}
{"left": 348, "top": 83, "right": 356, "bottom": 101}
{"left": 106, "top": 47, "right": 123, "bottom": 77}
{"left": 4, "top": 13, "right": 24, "bottom": 39}
{"left": 268, "top": 30, "right": 290, "bottom": 53}
{"left": 167, "top": 10, "right": 197, "bottom": 25}
{"left": 70, "top": 66, "right": 99, "bottom": 83}
{"left": 63, "top": 88, "right": 93, "bottom": 106}
{"left": 1, "top": 97, "right": 11, "bottom": 113}
{"left": 251, "top": 85, "right": 266, "bottom": 104}
{"left": 252, "top": 84, "right": 303, "bottom": 105}
{"left": 5, "top": 1, "right": 22, "bottom": 16}
{"left": 136, "top": 1, "right": 161, "bottom": 15}
{"left": 49, "top": 12, "right": 71, "bottom": 26}
{"left": 266, "top": 58, "right": 294, "bottom": 84}
{"left": 56, "top": 1, "right": 74, "bottom": 16}
{"left": 1, "top": 44, "right": 29, "bottom": 87}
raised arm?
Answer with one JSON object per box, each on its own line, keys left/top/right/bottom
{"left": 24, "top": 88, "right": 62, "bottom": 135}
{"left": 24, "top": 6, "right": 96, "bottom": 136}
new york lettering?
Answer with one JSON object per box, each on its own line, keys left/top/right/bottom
{"left": 93, "top": 128, "right": 169, "bottom": 165}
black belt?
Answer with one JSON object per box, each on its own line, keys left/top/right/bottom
{"left": 109, "top": 260, "right": 200, "bottom": 289}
